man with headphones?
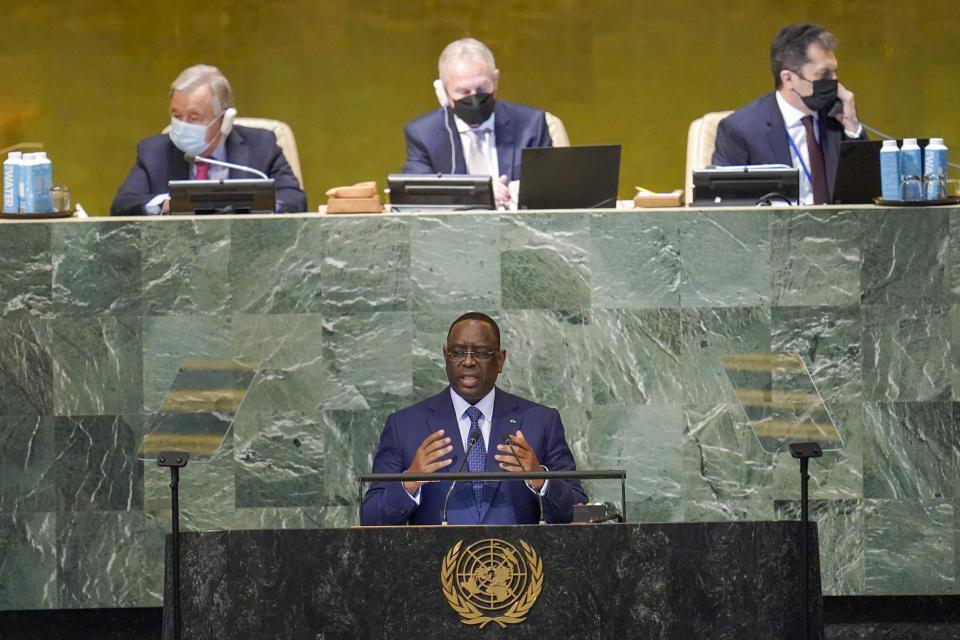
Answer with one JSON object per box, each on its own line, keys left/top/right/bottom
{"left": 110, "top": 64, "right": 306, "bottom": 215}
{"left": 402, "top": 38, "right": 554, "bottom": 208}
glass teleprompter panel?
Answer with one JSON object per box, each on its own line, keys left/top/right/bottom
{"left": 139, "top": 360, "right": 257, "bottom": 461}
{"left": 720, "top": 353, "right": 843, "bottom": 455}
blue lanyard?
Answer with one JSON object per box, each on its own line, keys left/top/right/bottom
{"left": 786, "top": 130, "right": 813, "bottom": 185}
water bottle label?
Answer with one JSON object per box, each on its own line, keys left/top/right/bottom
{"left": 2, "top": 163, "right": 16, "bottom": 213}
{"left": 879, "top": 149, "right": 900, "bottom": 201}
{"left": 900, "top": 148, "right": 923, "bottom": 201}
{"left": 923, "top": 147, "right": 947, "bottom": 201}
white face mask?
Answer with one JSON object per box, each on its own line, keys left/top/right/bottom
{"left": 169, "top": 115, "right": 219, "bottom": 155}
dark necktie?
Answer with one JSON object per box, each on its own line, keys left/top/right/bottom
{"left": 465, "top": 406, "right": 486, "bottom": 508}
{"left": 802, "top": 115, "right": 829, "bottom": 204}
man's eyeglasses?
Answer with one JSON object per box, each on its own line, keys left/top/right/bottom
{"left": 444, "top": 348, "right": 500, "bottom": 362}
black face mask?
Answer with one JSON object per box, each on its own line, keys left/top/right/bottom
{"left": 452, "top": 92, "right": 496, "bottom": 125}
{"left": 800, "top": 78, "right": 838, "bottom": 114}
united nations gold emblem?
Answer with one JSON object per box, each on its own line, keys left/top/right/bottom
{"left": 441, "top": 538, "right": 543, "bottom": 628}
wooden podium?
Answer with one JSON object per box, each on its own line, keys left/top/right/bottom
{"left": 163, "top": 522, "right": 823, "bottom": 640}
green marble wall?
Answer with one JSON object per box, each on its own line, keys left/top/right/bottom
{"left": 0, "top": 207, "right": 958, "bottom": 610}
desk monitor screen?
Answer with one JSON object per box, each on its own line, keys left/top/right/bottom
{"left": 833, "top": 138, "right": 929, "bottom": 204}
{"left": 693, "top": 165, "right": 799, "bottom": 206}
{"left": 168, "top": 179, "right": 276, "bottom": 215}
{"left": 387, "top": 174, "right": 495, "bottom": 212}
{"left": 518, "top": 144, "right": 621, "bottom": 209}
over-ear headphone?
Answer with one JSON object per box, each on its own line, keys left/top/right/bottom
{"left": 433, "top": 79, "right": 448, "bottom": 109}
{"left": 220, "top": 107, "right": 237, "bottom": 136}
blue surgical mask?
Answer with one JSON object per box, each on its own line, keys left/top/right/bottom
{"left": 169, "top": 116, "right": 218, "bottom": 155}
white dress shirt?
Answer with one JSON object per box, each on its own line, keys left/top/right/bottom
{"left": 454, "top": 112, "right": 500, "bottom": 178}
{"left": 775, "top": 91, "right": 817, "bottom": 206}
{"left": 450, "top": 386, "right": 496, "bottom": 452}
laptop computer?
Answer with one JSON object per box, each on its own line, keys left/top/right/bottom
{"left": 518, "top": 144, "right": 621, "bottom": 209}
{"left": 833, "top": 138, "right": 929, "bottom": 204}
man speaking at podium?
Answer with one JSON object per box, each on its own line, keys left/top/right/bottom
{"left": 110, "top": 64, "right": 306, "bottom": 215}
{"left": 361, "top": 312, "right": 587, "bottom": 526}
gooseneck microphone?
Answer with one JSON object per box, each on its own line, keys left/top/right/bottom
{"left": 441, "top": 432, "right": 480, "bottom": 526}
{"left": 432, "top": 79, "right": 457, "bottom": 173}
{"left": 183, "top": 153, "right": 270, "bottom": 180}
{"left": 503, "top": 434, "right": 546, "bottom": 525}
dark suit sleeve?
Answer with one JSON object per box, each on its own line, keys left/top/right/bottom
{"left": 361, "top": 413, "right": 420, "bottom": 526}
{"left": 535, "top": 112, "right": 553, "bottom": 148}
{"left": 261, "top": 132, "right": 307, "bottom": 213}
{"left": 402, "top": 121, "right": 441, "bottom": 174}
{"left": 538, "top": 409, "right": 588, "bottom": 523}
{"left": 110, "top": 139, "right": 159, "bottom": 216}
{"left": 711, "top": 115, "right": 749, "bottom": 166}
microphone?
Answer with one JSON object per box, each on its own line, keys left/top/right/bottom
{"left": 502, "top": 434, "right": 545, "bottom": 525}
{"left": 432, "top": 79, "right": 457, "bottom": 173}
{"left": 441, "top": 431, "right": 480, "bottom": 526}
{"left": 441, "top": 107, "right": 457, "bottom": 174}
{"left": 183, "top": 153, "right": 269, "bottom": 180}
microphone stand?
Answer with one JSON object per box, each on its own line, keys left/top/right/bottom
{"left": 183, "top": 153, "right": 270, "bottom": 180}
{"left": 789, "top": 442, "right": 823, "bottom": 640}
{"left": 503, "top": 434, "right": 546, "bottom": 525}
{"left": 157, "top": 451, "right": 190, "bottom": 640}
{"left": 441, "top": 434, "right": 479, "bottom": 526}
{"left": 360, "top": 470, "right": 627, "bottom": 524}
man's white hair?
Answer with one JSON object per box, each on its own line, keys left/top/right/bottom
{"left": 438, "top": 38, "right": 496, "bottom": 86}
{"left": 170, "top": 64, "right": 234, "bottom": 114}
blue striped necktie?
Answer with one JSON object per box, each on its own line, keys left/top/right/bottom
{"left": 465, "top": 406, "right": 486, "bottom": 508}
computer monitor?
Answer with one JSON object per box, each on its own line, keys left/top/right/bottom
{"left": 387, "top": 174, "right": 495, "bottom": 212}
{"left": 168, "top": 179, "right": 276, "bottom": 215}
{"left": 518, "top": 144, "right": 621, "bottom": 209}
{"left": 692, "top": 165, "right": 800, "bottom": 206}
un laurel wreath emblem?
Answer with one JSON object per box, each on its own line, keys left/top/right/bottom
{"left": 441, "top": 538, "right": 543, "bottom": 628}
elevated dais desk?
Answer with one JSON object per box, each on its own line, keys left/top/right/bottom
{"left": 163, "top": 522, "right": 822, "bottom": 640}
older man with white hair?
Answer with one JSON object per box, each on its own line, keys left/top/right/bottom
{"left": 111, "top": 64, "right": 306, "bottom": 215}
{"left": 402, "top": 38, "right": 553, "bottom": 207}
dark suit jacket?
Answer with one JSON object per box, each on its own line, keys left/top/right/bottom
{"left": 711, "top": 91, "right": 866, "bottom": 199}
{"left": 110, "top": 125, "right": 307, "bottom": 215}
{"left": 402, "top": 100, "right": 553, "bottom": 182}
{"left": 361, "top": 387, "right": 587, "bottom": 526}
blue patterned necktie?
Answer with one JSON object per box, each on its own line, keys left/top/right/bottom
{"left": 465, "top": 406, "right": 486, "bottom": 508}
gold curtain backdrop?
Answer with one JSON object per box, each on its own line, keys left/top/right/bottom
{"left": 1, "top": 0, "right": 958, "bottom": 213}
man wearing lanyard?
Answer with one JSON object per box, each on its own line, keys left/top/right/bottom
{"left": 712, "top": 24, "right": 867, "bottom": 204}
